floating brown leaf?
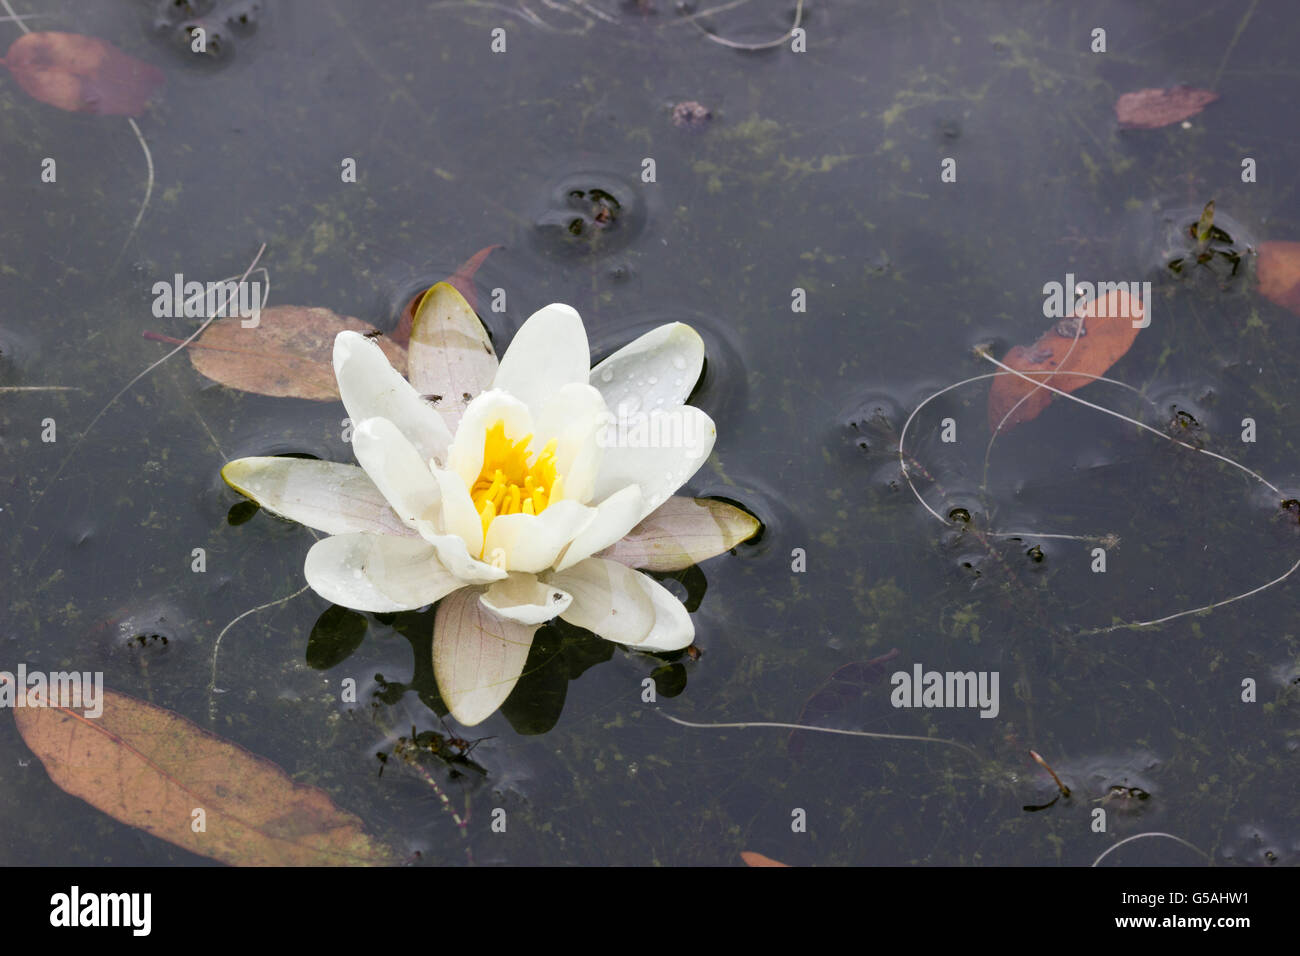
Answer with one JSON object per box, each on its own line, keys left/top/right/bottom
{"left": 1115, "top": 86, "right": 1218, "bottom": 129}
{"left": 185, "top": 306, "right": 407, "bottom": 400}
{"left": 2, "top": 32, "right": 163, "bottom": 116}
{"left": 740, "top": 851, "right": 790, "bottom": 867}
{"left": 988, "top": 288, "right": 1144, "bottom": 431}
{"left": 13, "top": 684, "right": 394, "bottom": 866}
{"left": 393, "top": 244, "right": 501, "bottom": 346}
{"left": 1257, "top": 240, "right": 1300, "bottom": 315}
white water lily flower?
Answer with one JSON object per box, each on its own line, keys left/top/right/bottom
{"left": 222, "top": 284, "right": 758, "bottom": 725}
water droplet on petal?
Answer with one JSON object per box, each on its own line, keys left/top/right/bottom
{"left": 600, "top": 367, "right": 614, "bottom": 383}
{"left": 647, "top": 375, "right": 658, "bottom": 385}
{"left": 671, "top": 355, "right": 687, "bottom": 370}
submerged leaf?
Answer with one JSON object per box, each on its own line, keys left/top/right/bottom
{"left": 1115, "top": 86, "right": 1218, "bottom": 129}
{"left": 406, "top": 282, "right": 498, "bottom": 432}
{"left": 1257, "top": 241, "right": 1300, "bottom": 316}
{"left": 12, "top": 684, "right": 393, "bottom": 865}
{"left": 598, "top": 496, "right": 761, "bottom": 571}
{"left": 988, "top": 288, "right": 1144, "bottom": 431}
{"left": 2, "top": 32, "right": 163, "bottom": 116}
{"left": 186, "top": 306, "right": 407, "bottom": 400}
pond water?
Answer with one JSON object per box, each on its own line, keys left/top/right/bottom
{"left": 2, "top": 0, "right": 1298, "bottom": 866}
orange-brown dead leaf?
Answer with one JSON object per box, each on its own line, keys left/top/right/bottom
{"left": 1115, "top": 86, "right": 1218, "bottom": 130}
{"left": 13, "top": 683, "right": 394, "bottom": 866}
{"left": 186, "top": 306, "right": 407, "bottom": 400}
{"left": 988, "top": 289, "right": 1144, "bottom": 431}
{"left": 1257, "top": 241, "right": 1300, "bottom": 316}
{"left": 741, "top": 851, "right": 790, "bottom": 867}
{"left": 2, "top": 32, "right": 163, "bottom": 116}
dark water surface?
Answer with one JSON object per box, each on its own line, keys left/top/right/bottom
{"left": 2, "top": 0, "right": 1299, "bottom": 865}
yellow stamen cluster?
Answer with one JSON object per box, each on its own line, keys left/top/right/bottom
{"left": 470, "top": 421, "right": 563, "bottom": 539}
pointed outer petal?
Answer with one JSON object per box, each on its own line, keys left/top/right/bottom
{"left": 591, "top": 405, "right": 717, "bottom": 523}
{"left": 491, "top": 303, "right": 590, "bottom": 415}
{"left": 479, "top": 573, "right": 572, "bottom": 625}
{"left": 431, "top": 467, "right": 485, "bottom": 559}
{"left": 482, "top": 500, "right": 597, "bottom": 574}
{"left": 350, "top": 418, "right": 441, "bottom": 528}
{"left": 549, "top": 558, "right": 695, "bottom": 651}
{"left": 304, "top": 534, "right": 464, "bottom": 613}
{"left": 590, "top": 322, "right": 705, "bottom": 414}
{"left": 434, "top": 588, "right": 538, "bottom": 726}
{"left": 554, "top": 484, "right": 645, "bottom": 572}
{"left": 597, "top": 495, "right": 761, "bottom": 572}
{"left": 407, "top": 282, "right": 498, "bottom": 434}
{"left": 446, "top": 389, "right": 534, "bottom": 488}
{"left": 533, "top": 382, "right": 608, "bottom": 503}
{"left": 221, "top": 457, "right": 415, "bottom": 538}
{"left": 334, "top": 331, "right": 453, "bottom": 466}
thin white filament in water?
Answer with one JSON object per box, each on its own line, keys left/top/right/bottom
{"left": 1092, "top": 831, "right": 1208, "bottom": 867}
{"left": 658, "top": 712, "right": 980, "bottom": 759}
{"left": 899, "top": 351, "right": 1297, "bottom": 631}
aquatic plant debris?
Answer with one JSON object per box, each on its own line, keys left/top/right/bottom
{"left": 987, "top": 288, "right": 1144, "bottom": 431}
{"left": 1115, "top": 86, "right": 1218, "bottom": 129}
{"left": 184, "top": 306, "right": 407, "bottom": 401}
{"left": 11, "top": 681, "right": 394, "bottom": 866}
{"left": 1257, "top": 240, "right": 1300, "bottom": 315}
{"left": 1, "top": 31, "right": 163, "bottom": 115}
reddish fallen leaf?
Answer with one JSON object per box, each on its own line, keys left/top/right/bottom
{"left": 175, "top": 306, "right": 407, "bottom": 401}
{"left": 2, "top": 32, "right": 163, "bottom": 116}
{"left": 11, "top": 681, "right": 394, "bottom": 866}
{"left": 988, "top": 289, "right": 1144, "bottom": 431}
{"left": 741, "top": 851, "right": 790, "bottom": 867}
{"left": 1257, "top": 241, "right": 1300, "bottom": 315}
{"left": 393, "top": 244, "right": 501, "bottom": 346}
{"left": 1115, "top": 86, "right": 1218, "bottom": 130}
{"left": 787, "top": 648, "right": 900, "bottom": 759}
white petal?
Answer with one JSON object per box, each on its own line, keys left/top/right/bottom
{"left": 482, "top": 499, "right": 595, "bottom": 574}
{"left": 479, "top": 573, "right": 572, "bottom": 625}
{"left": 350, "top": 417, "right": 441, "bottom": 528}
{"left": 547, "top": 556, "right": 654, "bottom": 645}
{"left": 434, "top": 589, "right": 537, "bottom": 726}
{"left": 407, "top": 282, "right": 498, "bottom": 434}
{"left": 554, "top": 484, "right": 644, "bottom": 572}
{"left": 304, "top": 533, "right": 464, "bottom": 612}
{"left": 597, "top": 495, "right": 761, "bottom": 572}
{"left": 590, "top": 322, "right": 704, "bottom": 413}
{"left": 533, "top": 382, "right": 608, "bottom": 504}
{"left": 221, "top": 457, "right": 414, "bottom": 537}
{"left": 625, "top": 574, "right": 694, "bottom": 652}
{"left": 549, "top": 558, "right": 694, "bottom": 651}
{"left": 431, "top": 467, "right": 485, "bottom": 560}
{"left": 334, "top": 331, "right": 453, "bottom": 465}
{"left": 446, "top": 389, "right": 533, "bottom": 489}
{"left": 491, "top": 303, "right": 589, "bottom": 415}
{"left": 591, "top": 405, "right": 717, "bottom": 523}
